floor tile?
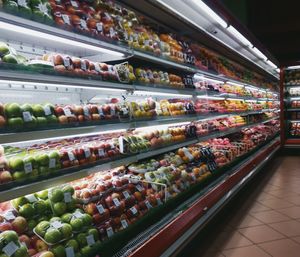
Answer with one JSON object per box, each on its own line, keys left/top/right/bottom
{"left": 282, "top": 196, "right": 300, "bottom": 205}
{"left": 258, "top": 198, "right": 294, "bottom": 209}
{"left": 222, "top": 245, "right": 271, "bottom": 257}
{"left": 259, "top": 238, "right": 300, "bottom": 257}
{"left": 269, "top": 220, "right": 300, "bottom": 237}
{"left": 208, "top": 231, "right": 253, "bottom": 251}
{"left": 248, "top": 203, "right": 271, "bottom": 213}
{"left": 239, "top": 225, "right": 285, "bottom": 243}
{"left": 251, "top": 210, "right": 291, "bottom": 224}
{"left": 229, "top": 215, "right": 263, "bottom": 229}
{"left": 279, "top": 206, "right": 300, "bottom": 219}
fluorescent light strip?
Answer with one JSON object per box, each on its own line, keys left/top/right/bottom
{"left": 135, "top": 121, "right": 191, "bottom": 131}
{"left": 0, "top": 80, "right": 127, "bottom": 93}
{"left": 183, "top": 0, "right": 228, "bottom": 28}
{"left": 227, "top": 81, "right": 245, "bottom": 87}
{"left": 227, "top": 25, "right": 252, "bottom": 47}
{"left": 290, "top": 97, "right": 300, "bottom": 100}
{"left": 133, "top": 90, "right": 192, "bottom": 98}
{"left": 227, "top": 98, "right": 244, "bottom": 101}
{"left": 0, "top": 21, "right": 124, "bottom": 57}
{"left": 266, "top": 60, "right": 278, "bottom": 69}
{"left": 286, "top": 65, "right": 300, "bottom": 70}
{"left": 194, "top": 75, "right": 224, "bottom": 84}
{"left": 252, "top": 47, "right": 268, "bottom": 60}
{"left": 197, "top": 96, "right": 225, "bottom": 100}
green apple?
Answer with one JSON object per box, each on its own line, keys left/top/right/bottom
{"left": 53, "top": 202, "right": 67, "bottom": 216}
{"left": 37, "top": 116, "right": 47, "bottom": 126}
{"left": 51, "top": 244, "right": 66, "bottom": 257}
{"left": 13, "top": 245, "right": 27, "bottom": 257}
{"left": 7, "top": 117, "right": 24, "bottom": 129}
{"left": 70, "top": 218, "right": 83, "bottom": 232}
{"left": 27, "top": 219, "right": 37, "bottom": 231}
{"left": 49, "top": 188, "right": 64, "bottom": 203}
{"left": 32, "top": 104, "right": 45, "bottom": 117}
{"left": 80, "top": 245, "right": 92, "bottom": 256}
{"left": 36, "top": 190, "right": 49, "bottom": 200}
{"left": 88, "top": 228, "right": 99, "bottom": 241}
{"left": 81, "top": 214, "right": 93, "bottom": 227}
{"left": 11, "top": 196, "right": 28, "bottom": 208}
{"left": 33, "top": 200, "right": 47, "bottom": 214}
{"left": 0, "top": 42, "right": 9, "bottom": 56}
{"left": 19, "top": 203, "right": 35, "bottom": 218}
{"left": 12, "top": 171, "right": 26, "bottom": 181}
{"left": 66, "top": 199, "right": 76, "bottom": 212}
{"left": 61, "top": 213, "right": 73, "bottom": 223}
{"left": 35, "top": 221, "right": 50, "bottom": 237}
{"left": 1, "top": 230, "right": 18, "bottom": 243}
{"left": 5, "top": 103, "right": 21, "bottom": 118}
{"left": 45, "top": 228, "right": 62, "bottom": 244}
{"left": 65, "top": 239, "right": 79, "bottom": 252}
{"left": 21, "top": 103, "right": 33, "bottom": 114}
{"left": 76, "top": 233, "right": 87, "bottom": 248}
{"left": 46, "top": 115, "right": 58, "bottom": 124}
{"left": 61, "top": 223, "right": 72, "bottom": 239}
{"left": 62, "top": 185, "right": 75, "bottom": 195}
{"left": 9, "top": 156, "right": 24, "bottom": 171}
{"left": 50, "top": 217, "right": 61, "bottom": 223}
{"left": 35, "top": 153, "right": 50, "bottom": 166}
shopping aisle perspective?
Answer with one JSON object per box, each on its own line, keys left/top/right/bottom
{"left": 178, "top": 155, "right": 300, "bottom": 257}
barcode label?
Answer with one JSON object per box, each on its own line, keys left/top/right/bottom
{"left": 96, "top": 204, "right": 105, "bottom": 214}
{"left": 22, "top": 111, "right": 32, "bottom": 122}
{"left": 24, "top": 162, "right": 32, "bottom": 174}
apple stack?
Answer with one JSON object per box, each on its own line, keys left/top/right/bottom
{"left": 0, "top": 146, "right": 12, "bottom": 185}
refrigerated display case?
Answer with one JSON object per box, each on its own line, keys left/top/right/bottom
{"left": 0, "top": 1, "right": 280, "bottom": 257}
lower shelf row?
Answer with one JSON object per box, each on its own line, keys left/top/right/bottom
{"left": 0, "top": 122, "right": 280, "bottom": 257}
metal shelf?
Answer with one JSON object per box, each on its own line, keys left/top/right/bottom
{"left": 0, "top": 117, "right": 279, "bottom": 201}
{"left": 0, "top": 12, "right": 279, "bottom": 96}
{"left": 114, "top": 137, "right": 280, "bottom": 257}
{"left": 1, "top": 111, "right": 279, "bottom": 144}
{"left": 286, "top": 109, "right": 300, "bottom": 112}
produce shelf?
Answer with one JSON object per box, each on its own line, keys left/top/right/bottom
{"left": 0, "top": 12, "right": 278, "bottom": 96}
{"left": 0, "top": 116, "right": 279, "bottom": 202}
{"left": 122, "top": 137, "right": 280, "bottom": 257}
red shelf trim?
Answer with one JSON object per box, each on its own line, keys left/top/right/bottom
{"left": 129, "top": 139, "right": 280, "bottom": 257}
{"left": 286, "top": 139, "right": 300, "bottom": 145}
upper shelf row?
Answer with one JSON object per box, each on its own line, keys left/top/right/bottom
{"left": 0, "top": 12, "right": 278, "bottom": 95}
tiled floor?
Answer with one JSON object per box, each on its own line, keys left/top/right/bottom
{"left": 178, "top": 156, "right": 300, "bottom": 257}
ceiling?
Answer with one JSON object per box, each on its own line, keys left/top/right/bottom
{"left": 218, "top": 0, "right": 300, "bottom": 66}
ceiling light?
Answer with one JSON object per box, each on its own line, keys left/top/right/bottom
{"left": 266, "top": 60, "right": 278, "bottom": 69}
{"left": 183, "top": 0, "right": 228, "bottom": 28}
{"left": 133, "top": 90, "right": 192, "bottom": 98}
{"left": 252, "top": 47, "right": 268, "bottom": 60}
{"left": 227, "top": 25, "right": 252, "bottom": 47}
{"left": 0, "top": 21, "right": 124, "bottom": 57}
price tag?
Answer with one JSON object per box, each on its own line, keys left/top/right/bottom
{"left": 96, "top": 204, "right": 105, "bottom": 214}
{"left": 156, "top": 198, "right": 163, "bottom": 205}
{"left": 49, "top": 158, "right": 56, "bottom": 168}
{"left": 3, "top": 241, "right": 19, "bottom": 257}
{"left": 63, "top": 57, "right": 71, "bottom": 68}
{"left": 84, "top": 148, "right": 91, "bottom": 158}
{"left": 172, "top": 185, "right": 181, "bottom": 193}
{"left": 136, "top": 185, "right": 143, "bottom": 192}
{"left": 17, "top": 0, "right": 27, "bottom": 7}
{"left": 3, "top": 211, "right": 15, "bottom": 221}
{"left": 22, "top": 111, "right": 32, "bottom": 122}
{"left": 110, "top": 142, "right": 115, "bottom": 149}
{"left": 83, "top": 107, "right": 89, "bottom": 117}
{"left": 68, "top": 152, "right": 75, "bottom": 161}
{"left": 183, "top": 148, "right": 194, "bottom": 161}
{"left": 24, "top": 162, "right": 33, "bottom": 174}
{"left": 96, "top": 23, "right": 103, "bottom": 32}
{"left": 63, "top": 108, "right": 72, "bottom": 117}
{"left": 123, "top": 191, "right": 130, "bottom": 199}
{"left": 121, "top": 219, "right": 128, "bottom": 229}
{"left": 121, "top": 107, "right": 128, "bottom": 115}
{"left": 86, "top": 234, "right": 95, "bottom": 246}
{"left": 94, "top": 63, "right": 101, "bottom": 72}
{"left": 113, "top": 198, "right": 120, "bottom": 207}
{"left": 64, "top": 192, "right": 72, "bottom": 203}
{"left": 52, "top": 221, "right": 63, "bottom": 229}
{"left": 98, "top": 107, "right": 104, "bottom": 116}
{"left": 65, "top": 247, "right": 75, "bottom": 257}
{"left": 81, "top": 61, "right": 87, "bottom": 71}
{"left": 110, "top": 106, "right": 116, "bottom": 116}
{"left": 106, "top": 227, "right": 114, "bottom": 238}
{"left": 73, "top": 211, "right": 84, "bottom": 218}
{"left": 38, "top": 3, "right": 48, "bottom": 13}
{"left": 145, "top": 200, "right": 152, "bottom": 209}
{"left": 70, "top": 0, "right": 78, "bottom": 7}
{"left": 43, "top": 106, "right": 52, "bottom": 116}
{"left": 191, "top": 173, "right": 196, "bottom": 181}
{"left": 130, "top": 206, "right": 137, "bottom": 215}
{"left": 98, "top": 149, "right": 105, "bottom": 157}
{"left": 62, "top": 14, "right": 71, "bottom": 25}
{"left": 26, "top": 194, "right": 37, "bottom": 203}
{"left": 185, "top": 181, "right": 190, "bottom": 188}
{"left": 80, "top": 19, "right": 87, "bottom": 30}
{"left": 109, "top": 27, "right": 114, "bottom": 37}
{"left": 180, "top": 182, "right": 185, "bottom": 190}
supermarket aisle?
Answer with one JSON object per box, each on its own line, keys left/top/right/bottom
{"left": 178, "top": 155, "right": 300, "bottom": 257}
